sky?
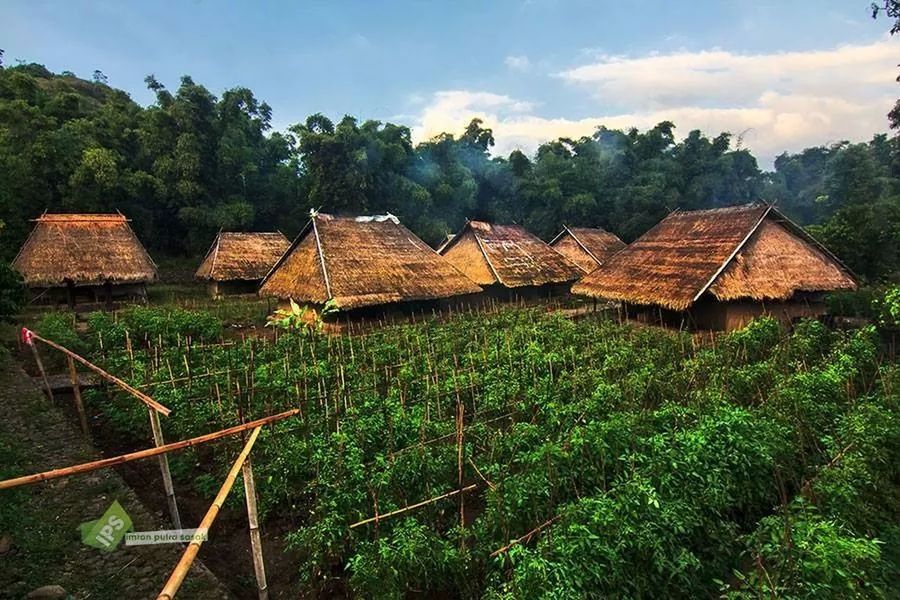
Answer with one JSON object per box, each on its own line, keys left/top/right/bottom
{"left": 1, "top": 0, "right": 897, "bottom": 167}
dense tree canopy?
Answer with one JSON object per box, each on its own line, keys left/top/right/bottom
{"left": 0, "top": 60, "right": 897, "bottom": 281}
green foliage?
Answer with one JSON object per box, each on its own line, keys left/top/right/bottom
{"left": 57, "top": 306, "right": 899, "bottom": 598}
{"left": 265, "top": 298, "right": 337, "bottom": 333}
{"left": 825, "top": 287, "right": 881, "bottom": 319}
{"left": 729, "top": 503, "right": 887, "bottom": 599}
{"left": 347, "top": 520, "right": 470, "bottom": 599}
{"left": 86, "top": 306, "right": 222, "bottom": 349}
{"left": 0, "top": 65, "right": 302, "bottom": 257}
{"left": 874, "top": 285, "right": 900, "bottom": 327}
{"left": 33, "top": 312, "right": 85, "bottom": 354}
{"left": 0, "top": 261, "right": 25, "bottom": 321}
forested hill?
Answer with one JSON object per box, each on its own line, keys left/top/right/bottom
{"left": 1, "top": 61, "right": 898, "bottom": 281}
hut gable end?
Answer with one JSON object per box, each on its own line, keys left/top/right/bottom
{"left": 258, "top": 228, "right": 329, "bottom": 304}
{"left": 550, "top": 227, "right": 626, "bottom": 273}
{"left": 195, "top": 232, "right": 290, "bottom": 282}
{"left": 438, "top": 228, "right": 497, "bottom": 285}
{"left": 572, "top": 203, "right": 857, "bottom": 310}
{"left": 441, "top": 221, "right": 581, "bottom": 288}
{"left": 259, "top": 213, "right": 482, "bottom": 310}
{"left": 709, "top": 219, "right": 856, "bottom": 301}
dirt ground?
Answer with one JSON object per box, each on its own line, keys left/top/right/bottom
{"left": 0, "top": 357, "right": 234, "bottom": 600}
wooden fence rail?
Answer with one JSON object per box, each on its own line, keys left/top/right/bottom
{"left": 25, "top": 329, "right": 171, "bottom": 415}
{"left": 0, "top": 408, "right": 300, "bottom": 491}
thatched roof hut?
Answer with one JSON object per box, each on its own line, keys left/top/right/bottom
{"left": 195, "top": 232, "right": 289, "bottom": 296}
{"left": 439, "top": 220, "right": 582, "bottom": 290}
{"left": 572, "top": 203, "right": 857, "bottom": 330}
{"left": 549, "top": 226, "right": 626, "bottom": 273}
{"left": 259, "top": 213, "right": 482, "bottom": 311}
{"left": 12, "top": 213, "right": 157, "bottom": 289}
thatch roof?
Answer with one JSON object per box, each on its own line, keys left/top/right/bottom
{"left": 195, "top": 232, "right": 290, "bottom": 282}
{"left": 549, "top": 226, "right": 626, "bottom": 272}
{"left": 258, "top": 213, "right": 482, "bottom": 309}
{"left": 572, "top": 203, "right": 857, "bottom": 310}
{"left": 439, "top": 220, "right": 582, "bottom": 288}
{"left": 12, "top": 213, "right": 158, "bottom": 287}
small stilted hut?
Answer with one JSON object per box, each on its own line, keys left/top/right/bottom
{"left": 549, "top": 226, "right": 626, "bottom": 273}
{"left": 12, "top": 213, "right": 158, "bottom": 308}
{"left": 572, "top": 203, "right": 857, "bottom": 331}
{"left": 258, "top": 213, "right": 482, "bottom": 319}
{"left": 195, "top": 232, "right": 290, "bottom": 298}
{"left": 439, "top": 220, "right": 582, "bottom": 299}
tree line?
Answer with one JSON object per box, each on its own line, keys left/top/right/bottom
{"left": 0, "top": 57, "right": 897, "bottom": 282}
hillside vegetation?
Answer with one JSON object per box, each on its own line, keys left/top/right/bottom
{"left": 1, "top": 60, "right": 898, "bottom": 282}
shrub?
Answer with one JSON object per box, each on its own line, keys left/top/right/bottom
{"left": 0, "top": 262, "right": 25, "bottom": 322}
{"left": 33, "top": 312, "right": 86, "bottom": 354}
{"left": 874, "top": 285, "right": 900, "bottom": 329}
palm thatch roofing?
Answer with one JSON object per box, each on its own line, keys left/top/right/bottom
{"left": 258, "top": 213, "right": 482, "bottom": 309}
{"left": 572, "top": 203, "right": 857, "bottom": 311}
{"left": 549, "top": 226, "right": 626, "bottom": 272}
{"left": 439, "top": 220, "right": 582, "bottom": 288}
{"left": 195, "top": 232, "right": 290, "bottom": 282}
{"left": 12, "top": 213, "right": 158, "bottom": 287}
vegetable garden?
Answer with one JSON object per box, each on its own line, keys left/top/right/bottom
{"left": 30, "top": 306, "right": 900, "bottom": 598}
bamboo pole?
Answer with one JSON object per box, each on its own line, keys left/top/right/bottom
{"left": 149, "top": 408, "right": 182, "bottom": 530}
{"left": 490, "top": 515, "right": 563, "bottom": 558}
{"left": 456, "top": 391, "right": 465, "bottom": 532}
{"left": 28, "top": 331, "right": 171, "bottom": 415}
{"left": 29, "top": 340, "right": 53, "bottom": 401}
{"left": 67, "top": 356, "right": 90, "bottom": 437}
{"left": 0, "top": 408, "right": 300, "bottom": 491}
{"left": 241, "top": 459, "right": 269, "bottom": 600}
{"left": 157, "top": 426, "right": 262, "bottom": 600}
{"left": 349, "top": 484, "right": 478, "bottom": 529}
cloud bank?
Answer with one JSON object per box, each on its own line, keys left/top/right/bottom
{"left": 411, "top": 39, "right": 898, "bottom": 167}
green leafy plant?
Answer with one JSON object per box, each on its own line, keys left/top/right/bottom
{"left": 0, "top": 262, "right": 26, "bottom": 322}
{"left": 874, "top": 285, "right": 900, "bottom": 328}
{"left": 50, "top": 305, "right": 898, "bottom": 598}
{"left": 266, "top": 298, "right": 337, "bottom": 333}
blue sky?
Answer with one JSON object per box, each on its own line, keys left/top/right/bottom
{"left": 1, "top": 1, "right": 897, "bottom": 166}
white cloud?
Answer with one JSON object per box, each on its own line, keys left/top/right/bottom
{"left": 504, "top": 54, "right": 531, "bottom": 71}
{"left": 411, "top": 39, "right": 899, "bottom": 167}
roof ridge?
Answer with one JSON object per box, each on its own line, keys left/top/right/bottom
{"left": 468, "top": 221, "right": 504, "bottom": 286}
{"left": 691, "top": 204, "right": 772, "bottom": 303}
{"left": 566, "top": 227, "right": 601, "bottom": 265}
{"left": 311, "top": 216, "right": 333, "bottom": 299}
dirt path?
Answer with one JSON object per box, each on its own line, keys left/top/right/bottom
{"left": 0, "top": 358, "right": 234, "bottom": 600}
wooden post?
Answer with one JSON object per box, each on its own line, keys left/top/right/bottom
{"left": 67, "top": 356, "right": 89, "bottom": 437}
{"left": 241, "top": 459, "right": 269, "bottom": 600}
{"left": 29, "top": 341, "right": 54, "bottom": 401}
{"left": 157, "top": 427, "right": 262, "bottom": 600}
{"left": 149, "top": 409, "right": 182, "bottom": 529}
{"left": 455, "top": 376, "right": 465, "bottom": 544}
{"left": 104, "top": 280, "right": 113, "bottom": 311}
